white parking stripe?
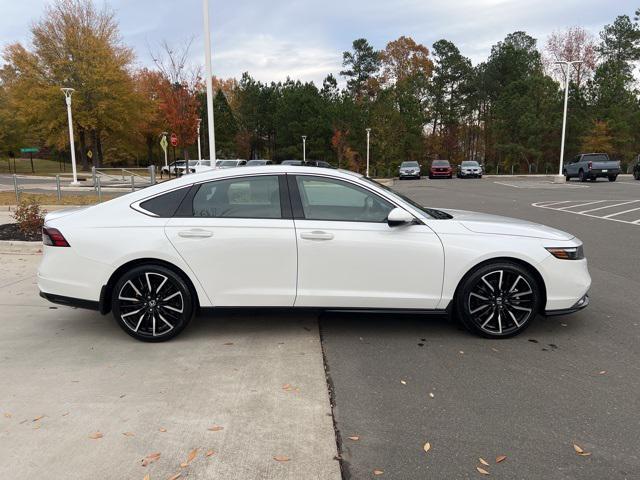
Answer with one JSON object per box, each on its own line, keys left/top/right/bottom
{"left": 578, "top": 200, "right": 640, "bottom": 214}
{"left": 556, "top": 200, "right": 607, "bottom": 210}
{"left": 602, "top": 206, "right": 640, "bottom": 218}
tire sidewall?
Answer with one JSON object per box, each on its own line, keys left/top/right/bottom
{"left": 455, "top": 261, "right": 541, "bottom": 339}
{"left": 112, "top": 264, "right": 194, "bottom": 342}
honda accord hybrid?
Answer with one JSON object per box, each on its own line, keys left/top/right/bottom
{"left": 38, "top": 166, "right": 591, "bottom": 342}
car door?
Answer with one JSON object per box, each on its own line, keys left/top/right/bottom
{"left": 164, "top": 174, "right": 297, "bottom": 307}
{"left": 289, "top": 174, "right": 444, "bottom": 309}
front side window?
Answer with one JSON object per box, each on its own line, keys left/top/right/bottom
{"left": 192, "top": 175, "right": 282, "bottom": 218}
{"left": 295, "top": 176, "right": 393, "bottom": 223}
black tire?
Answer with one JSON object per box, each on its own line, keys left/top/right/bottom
{"left": 428, "top": 174, "right": 434, "bottom": 179}
{"left": 608, "top": 175, "right": 617, "bottom": 182}
{"left": 111, "top": 264, "right": 195, "bottom": 342}
{"left": 634, "top": 172, "right": 640, "bottom": 180}
{"left": 589, "top": 177, "right": 596, "bottom": 182}
{"left": 479, "top": 175, "right": 482, "bottom": 179}
{"left": 455, "top": 261, "right": 541, "bottom": 339}
{"left": 578, "top": 170, "right": 586, "bottom": 182}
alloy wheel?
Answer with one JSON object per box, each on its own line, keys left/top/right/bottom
{"left": 116, "top": 270, "right": 187, "bottom": 339}
{"left": 466, "top": 269, "right": 536, "bottom": 336}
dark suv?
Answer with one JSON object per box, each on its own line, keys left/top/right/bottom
{"left": 634, "top": 157, "right": 640, "bottom": 180}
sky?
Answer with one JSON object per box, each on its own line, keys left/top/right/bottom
{"left": 1, "top": 0, "right": 637, "bottom": 85}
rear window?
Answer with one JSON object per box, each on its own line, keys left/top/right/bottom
{"left": 139, "top": 187, "right": 191, "bottom": 217}
{"left": 584, "top": 154, "right": 609, "bottom": 162}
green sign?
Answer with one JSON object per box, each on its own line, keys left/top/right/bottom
{"left": 20, "top": 147, "right": 39, "bottom": 153}
{"left": 160, "top": 135, "right": 168, "bottom": 153}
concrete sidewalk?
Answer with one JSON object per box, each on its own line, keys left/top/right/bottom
{"left": 0, "top": 252, "right": 341, "bottom": 480}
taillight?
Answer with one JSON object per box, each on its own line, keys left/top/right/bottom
{"left": 588, "top": 161, "right": 592, "bottom": 170}
{"left": 42, "top": 227, "right": 70, "bottom": 247}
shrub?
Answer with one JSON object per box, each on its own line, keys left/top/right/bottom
{"left": 12, "top": 201, "right": 46, "bottom": 236}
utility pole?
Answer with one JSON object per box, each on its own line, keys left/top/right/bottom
{"left": 202, "top": 0, "right": 217, "bottom": 164}
{"left": 366, "top": 128, "right": 371, "bottom": 177}
{"left": 197, "top": 118, "right": 202, "bottom": 161}
{"left": 302, "top": 136, "right": 307, "bottom": 163}
{"left": 61, "top": 88, "right": 79, "bottom": 185}
{"left": 555, "top": 60, "right": 583, "bottom": 183}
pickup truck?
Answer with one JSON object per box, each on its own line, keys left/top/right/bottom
{"left": 564, "top": 153, "right": 621, "bottom": 182}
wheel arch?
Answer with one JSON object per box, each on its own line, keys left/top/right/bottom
{"left": 452, "top": 256, "right": 547, "bottom": 314}
{"left": 100, "top": 258, "right": 201, "bottom": 315}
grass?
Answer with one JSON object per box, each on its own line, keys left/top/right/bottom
{"left": 0, "top": 191, "right": 119, "bottom": 206}
{"left": 0, "top": 158, "right": 72, "bottom": 175}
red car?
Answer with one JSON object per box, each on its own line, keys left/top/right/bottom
{"left": 429, "top": 159, "right": 453, "bottom": 179}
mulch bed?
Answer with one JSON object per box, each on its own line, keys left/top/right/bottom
{"left": 0, "top": 223, "right": 41, "bottom": 242}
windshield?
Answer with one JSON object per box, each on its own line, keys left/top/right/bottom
{"left": 461, "top": 161, "right": 479, "bottom": 167}
{"left": 362, "top": 178, "right": 452, "bottom": 220}
{"left": 247, "top": 160, "right": 266, "bottom": 165}
{"left": 217, "top": 160, "right": 238, "bottom": 166}
{"left": 401, "top": 162, "right": 419, "bottom": 168}
{"left": 432, "top": 160, "right": 450, "bottom": 166}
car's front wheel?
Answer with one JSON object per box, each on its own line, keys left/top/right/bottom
{"left": 455, "top": 262, "right": 540, "bottom": 338}
{"left": 112, "top": 265, "right": 194, "bottom": 342}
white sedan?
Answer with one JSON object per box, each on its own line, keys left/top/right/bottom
{"left": 38, "top": 166, "right": 591, "bottom": 342}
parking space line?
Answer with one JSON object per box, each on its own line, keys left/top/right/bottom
{"left": 578, "top": 200, "right": 640, "bottom": 214}
{"left": 602, "top": 206, "right": 640, "bottom": 218}
{"left": 535, "top": 200, "right": 573, "bottom": 207}
{"left": 556, "top": 200, "right": 607, "bottom": 210}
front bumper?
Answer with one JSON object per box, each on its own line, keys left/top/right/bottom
{"left": 544, "top": 294, "right": 589, "bottom": 316}
{"left": 430, "top": 171, "right": 452, "bottom": 177}
{"left": 399, "top": 171, "right": 420, "bottom": 178}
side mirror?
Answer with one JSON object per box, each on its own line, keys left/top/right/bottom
{"left": 387, "top": 207, "right": 415, "bottom": 227}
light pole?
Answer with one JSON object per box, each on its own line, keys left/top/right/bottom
{"left": 366, "top": 128, "right": 371, "bottom": 177}
{"left": 555, "top": 60, "right": 583, "bottom": 183}
{"left": 61, "top": 88, "right": 79, "bottom": 185}
{"left": 302, "top": 136, "right": 307, "bottom": 163}
{"left": 196, "top": 118, "right": 202, "bottom": 161}
{"left": 202, "top": 0, "right": 216, "bottom": 164}
{"left": 161, "top": 131, "right": 168, "bottom": 175}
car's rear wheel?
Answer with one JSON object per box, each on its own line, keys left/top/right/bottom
{"left": 455, "top": 262, "right": 540, "bottom": 338}
{"left": 578, "top": 170, "right": 586, "bottom": 182}
{"left": 112, "top": 265, "right": 194, "bottom": 342}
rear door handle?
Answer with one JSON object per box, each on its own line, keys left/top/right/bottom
{"left": 300, "top": 231, "right": 334, "bottom": 241}
{"left": 178, "top": 229, "right": 213, "bottom": 238}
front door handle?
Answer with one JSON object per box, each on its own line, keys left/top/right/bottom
{"left": 300, "top": 231, "right": 334, "bottom": 241}
{"left": 178, "top": 229, "right": 213, "bottom": 238}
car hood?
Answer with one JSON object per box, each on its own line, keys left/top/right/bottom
{"left": 441, "top": 209, "right": 574, "bottom": 240}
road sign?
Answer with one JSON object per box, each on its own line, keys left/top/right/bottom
{"left": 20, "top": 147, "right": 39, "bottom": 153}
{"left": 170, "top": 133, "right": 178, "bottom": 147}
{"left": 87, "top": 149, "right": 93, "bottom": 159}
{"left": 160, "top": 135, "right": 168, "bottom": 153}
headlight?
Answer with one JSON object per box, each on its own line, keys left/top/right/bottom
{"left": 545, "top": 245, "right": 584, "bottom": 260}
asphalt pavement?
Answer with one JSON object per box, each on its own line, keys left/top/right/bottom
{"left": 321, "top": 176, "right": 640, "bottom": 479}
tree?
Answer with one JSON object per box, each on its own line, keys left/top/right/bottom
{"left": 2, "top": 0, "right": 141, "bottom": 168}
{"left": 133, "top": 69, "right": 167, "bottom": 165}
{"left": 545, "top": 27, "right": 597, "bottom": 88}
{"left": 341, "top": 39, "right": 381, "bottom": 99}
{"left": 581, "top": 120, "right": 613, "bottom": 152}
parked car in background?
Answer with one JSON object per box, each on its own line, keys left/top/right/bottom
{"left": 246, "top": 159, "right": 274, "bottom": 166}
{"left": 161, "top": 161, "right": 185, "bottom": 176}
{"left": 189, "top": 160, "right": 215, "bottom": 174}
{"left": 398, "top": 161, "right": 421, "bottom": 180}
{"left": 564, "top": 153, "right": 621, "bottom": 182}
{"left": 457, "top": 160, "right": 483, "bottom": 178}
{"left": 429, "top": 159, "right": 453, "bottom": 179}
{"left": 633, "top": 156, "right": 640, "bottom": 180}
{"left": 305, "top": 160, "right": 335, "bottom": 168}
{"left": 216, "top": 159, "right": 247, "bottom": 169}
{"left": 281, "top": 160, "right": 303, "bottom": 166}
{"left": 38, "top": 165, "right": 591, "bottom": 342}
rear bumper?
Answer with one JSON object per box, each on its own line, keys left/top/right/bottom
{"left": 587, "top": 169, "right": 620, "bottom": 177}
{"left": 39, "top": 291, "right": 100, "bottom": 311}
{"left": 544, "top": 294, "right": 589, "bottom": 316}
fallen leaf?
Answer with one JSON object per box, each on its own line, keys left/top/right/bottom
{"left": 491, "top": 347, "right": 499, "bottom": 353}
{"left": 180, "top": 462, "right": 188, "bottom": 468}
{"left": 578, "top": 452, "right": 592, "bottom": 457}
{"left": 123, "top": 432, "right": 135, "bottom": 437}
{"left": 459, "top": 350, "right": 464, "bottom": 354}
{"left": 3, "top": 413, "right": 11, "bottom": 418}
{"left": 208, "top": 425, "right": 224, "bottom": 432}
{"left": 429, "top": 392, "right": 435, "bottom": 398}
{"left": 373, "top": 469, "right": 384, "bottom": 476}
{"left": 205, "top": 450, "right": 215, "bottom": 457}
{"left": 599, "top": 371, "right": 607, "bottom": 375}
{"left": 423, "top": 442, "right": 431, "bottom": 453}
{"left": 143, "top": 475, "right": 150, "bottom": 480}
{"left": 273, "top": 455, "right": 290, "bottom": 462}
{"left": 495, "top": 455, "right": 507, "bottom": 463}
{"left": 476, "top": 466, "right": 490, "bottom": 475}
{"left": 282, "top": 384, "right": 292, "bottom": 391}
{"left": 141, "top": 452, "right": 161, "bottom": 467}
{"left": 400, "top": 380, "right": 407, "bottom": 385}
{"left": 159, "top": 427, "right": 167, "bottom": 432}
{"left": 61, "top": 412, "right": 69, "bottom": 417}
{"left": 168, "top": 474, "right": 181, "bottom": 480}
{"left": 479, "top": 458, "right": 489, "bottom": 466}
{"left": 33, "top": 415, "right": 45, "bottom": 422}
{"left": 573, "top": 444, "right": 584, "bottom": 454}
{"left": 88, "top": 432, "right": 104, "bottom": 439}
{"left": 185, "top": 448, "right": 198, "bottom": 464}
{"left": 348, "top": 436, "right": 360, "bottom": 441}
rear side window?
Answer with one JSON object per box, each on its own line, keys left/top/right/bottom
{"left": 139, "top": 187, "right": 190, "bottom": 217}
{"left": 192, "top": 175, "right": 282, "bottom": 219}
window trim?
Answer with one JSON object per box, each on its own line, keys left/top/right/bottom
{"left": 174, "top": 174, "right": 290, "bottom": 220}
{"left": 288, "top": 173, "right": 396, "bottom": 224}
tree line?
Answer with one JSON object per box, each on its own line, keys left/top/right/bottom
{"left": 1, "top": 0, "right": 640, "bottom": 175}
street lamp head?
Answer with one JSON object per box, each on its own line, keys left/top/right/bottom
{"left": 302, "top": 135, "right": 307, "bottom": 141}
{"left": 61, "top": 87, "right": 75, "bottom": 96}
{"left": 366, "top": 128, "right": 371, "bottom": 133}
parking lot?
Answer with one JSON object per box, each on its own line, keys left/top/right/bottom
{"left": 1, "top": 175, "right": 639, "bottom": 479}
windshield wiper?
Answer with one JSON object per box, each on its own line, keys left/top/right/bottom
{"left": 422, "top": 208, "right": 453, "bottom": 220}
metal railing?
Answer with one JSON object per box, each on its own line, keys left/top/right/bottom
{"left": 92, "top": 166, "right": 156, "bottom": 189}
